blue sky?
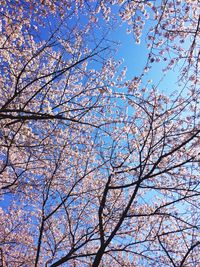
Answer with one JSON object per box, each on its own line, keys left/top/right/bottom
{"left": 110, "top": 23, "right": 180, "bottom": 95}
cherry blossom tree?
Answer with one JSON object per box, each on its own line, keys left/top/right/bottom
{"left": 0, "top": 1, "right": 199, "bottom": 266}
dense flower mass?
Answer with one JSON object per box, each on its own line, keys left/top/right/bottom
{"left": 0, "top": 1, "right": 199, "bottom": 266}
